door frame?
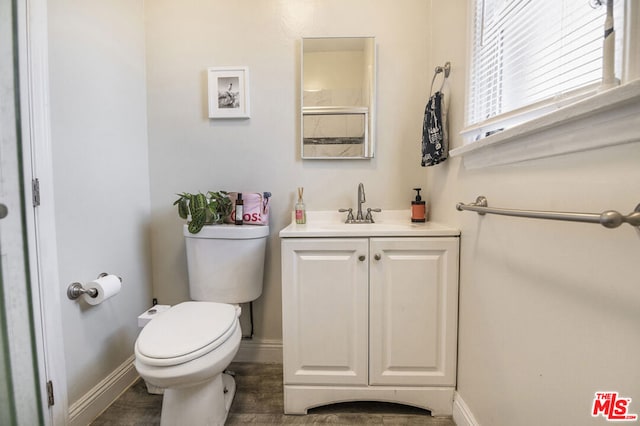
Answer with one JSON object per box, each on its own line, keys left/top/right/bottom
{"left": 16, "top": 0, "right": 68, "bottom": 423}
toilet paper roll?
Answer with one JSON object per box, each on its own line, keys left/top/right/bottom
{"left": 82, "top": 274, "right": 122, "bottom": 305}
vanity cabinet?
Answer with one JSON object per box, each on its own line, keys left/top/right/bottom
{"left": 280, "top": 235, "right": 459, "bottom": 416}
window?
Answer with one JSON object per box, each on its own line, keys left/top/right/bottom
{"left": 465, "top": 0, "right": 624, "bottom": 143}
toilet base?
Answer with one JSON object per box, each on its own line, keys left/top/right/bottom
{"left": 221, "top": 373, "right": 236, "bottom": 415}
{"left": 160, "top": 373, "right": 236, "bottom": 426}
{"left": 145, "top": 380, "right": 164, "bottom": 395}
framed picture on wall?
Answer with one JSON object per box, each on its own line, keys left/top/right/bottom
{"left": 207, "top": 66, "right": 250, "bottom": 118}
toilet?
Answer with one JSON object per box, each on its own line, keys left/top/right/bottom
{"left": 134, "top": 224, "right": 269, "bottom": 426}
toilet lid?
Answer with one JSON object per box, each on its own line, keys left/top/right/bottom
{"left": 135, "top": 301, "right": 238, "bottom": 367}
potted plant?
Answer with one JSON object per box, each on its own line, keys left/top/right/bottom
{"left": 173, "top": 191, "right": 233, "bottom": 234}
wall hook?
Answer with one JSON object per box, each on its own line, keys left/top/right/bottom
{"left": 431, "top": 61, "right": 451, "bottom": 95}
{"left": 435, "top": 61, "right": 451, "bottom": 78}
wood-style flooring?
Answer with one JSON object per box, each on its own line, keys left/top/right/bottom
{"left": 92, "top": 362, "right": 456, "bottom": 425}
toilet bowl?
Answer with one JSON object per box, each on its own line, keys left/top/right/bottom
{"left": 135, "top": 301, "right": 242, "bottom": 425}
{"left": 135, "top": 223, "right": 269, "bottom": 425}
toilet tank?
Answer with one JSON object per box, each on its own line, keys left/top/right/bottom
{"left": 183, "top": 224, "right": 269, "bottom": 303}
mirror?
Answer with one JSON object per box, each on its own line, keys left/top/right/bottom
{"left": 301, "top": 37, "right": 376, "bottom": 159}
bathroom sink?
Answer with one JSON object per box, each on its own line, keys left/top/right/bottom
{"left": 279, "top": 210, "right": 460, "bottom": 238}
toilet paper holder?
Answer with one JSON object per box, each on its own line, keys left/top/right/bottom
{"left": 67, "top": 272, "right": 122, "bottom": 300}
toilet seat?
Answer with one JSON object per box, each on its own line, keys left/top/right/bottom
{"left": 135, "top": 301, "right": 238, "bottom": 367}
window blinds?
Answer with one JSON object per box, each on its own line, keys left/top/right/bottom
{"left": 467, "top": 0, "right": 623, "bottom": 139}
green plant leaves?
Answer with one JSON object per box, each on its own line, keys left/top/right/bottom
{"left": 207, "top": 190, "right": 233, "bottom": 222}
{"left": 175, "top": 191, "right": 232, "bottom": 233}
{"left": 188, "top": 208, "right": 206, "bottom": 234}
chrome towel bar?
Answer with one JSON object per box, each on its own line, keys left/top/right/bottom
{"left": 456, "top": 196, "right": 640, "bottom": 229}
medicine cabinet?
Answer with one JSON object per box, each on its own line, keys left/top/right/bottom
{"left": 301, "top": 37, "right": 376, "bottom": 159}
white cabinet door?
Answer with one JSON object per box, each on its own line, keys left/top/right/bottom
{"left": 282, "top": 238, "right": 369, "bottom": 385}
{"left": 369, "top": 237, "right": 459, "bottom": 386}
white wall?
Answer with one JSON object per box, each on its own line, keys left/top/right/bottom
{"left": 145, "top": 0, "right": 432, "bottom": 341}
{"left": 428, "top": 2, "right": 640, "bottom": 425}
{"left": 47, "top": 0, "right": 152, "bottom": 404}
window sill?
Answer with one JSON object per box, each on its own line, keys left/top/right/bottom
{"left": 449, "top": 79, "right": 640, "bottom": 169}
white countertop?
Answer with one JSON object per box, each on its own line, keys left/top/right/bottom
{"left": 279, "top": 210, "right": 460, "bottom": 238}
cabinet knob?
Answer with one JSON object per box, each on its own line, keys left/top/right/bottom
{"left": 374, "top": 253, "right": 381, "bottom": 261}
{"left": 358, "top": 255, "right": 366, "bottom": 262}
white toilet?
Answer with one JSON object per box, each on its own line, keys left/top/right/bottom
{"left": 134, "top": 224, "right": 269, "bottom": 426}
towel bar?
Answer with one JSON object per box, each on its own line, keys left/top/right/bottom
{"left": 456, "top": 196, "right": 640, "bottom": 229}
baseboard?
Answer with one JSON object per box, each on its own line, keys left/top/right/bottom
{"left": 234, "top": 338, "right": 283, "bottom": 363}
{"left": 68, "top": 354, "right": 139, "bottom": 426}
{"left": 453, "top": 392, "right": 480, "bottom": 426}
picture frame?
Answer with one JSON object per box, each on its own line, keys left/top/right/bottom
{"left": 207, "top": 66, "right": 250, "bottom": 119}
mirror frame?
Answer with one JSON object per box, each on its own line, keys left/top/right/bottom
{"left": 300, "top": 36, "right": 376, "bottom": 160}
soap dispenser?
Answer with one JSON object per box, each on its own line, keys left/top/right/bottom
{"left": 411, "top": 188, "right": 426, "bottom": 223}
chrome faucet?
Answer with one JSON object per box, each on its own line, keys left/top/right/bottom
{"left": 356, "top": 183, "right": 366, "bottom": 221}
{"left": 338, "top": 182, "right": 381, "bottom": 223}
